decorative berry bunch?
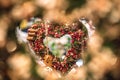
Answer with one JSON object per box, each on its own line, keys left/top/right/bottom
{"left": 27, "top": 19, "right": 88, "bottom": 73}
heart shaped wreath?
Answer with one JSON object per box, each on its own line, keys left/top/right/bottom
{"left": 26, "top": 18, "right": 95, "bottom": 73}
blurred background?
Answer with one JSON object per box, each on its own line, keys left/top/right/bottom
{"left": 0, "top": 0, "right": 120, "bottom": 80}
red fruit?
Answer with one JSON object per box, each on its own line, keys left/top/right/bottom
{"left": 54, "top": 33, "right": 60, "bottom": 38}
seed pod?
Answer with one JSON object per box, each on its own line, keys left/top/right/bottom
{"left": 28, "top": 28, "right": 38, "bottom": 32}
{"left": 27, "top": 36, "right": 34, "bottom": 41}
{"left": 43, "top": 54, "right": 53, "bottom": 67}
{"left": 28, "top": 32, "right": 36, "bottom": 36}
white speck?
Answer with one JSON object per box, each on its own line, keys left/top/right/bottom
{"left": 76, "top": 59, "right": 83, "bottom": 67}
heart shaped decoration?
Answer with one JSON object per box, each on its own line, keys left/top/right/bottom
{"left": 27, "top": 18, "right": 94, "bottom": 73}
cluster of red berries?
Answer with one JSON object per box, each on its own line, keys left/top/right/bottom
{"left": 28, "top": 20, "right": 88, "bottom": 73}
